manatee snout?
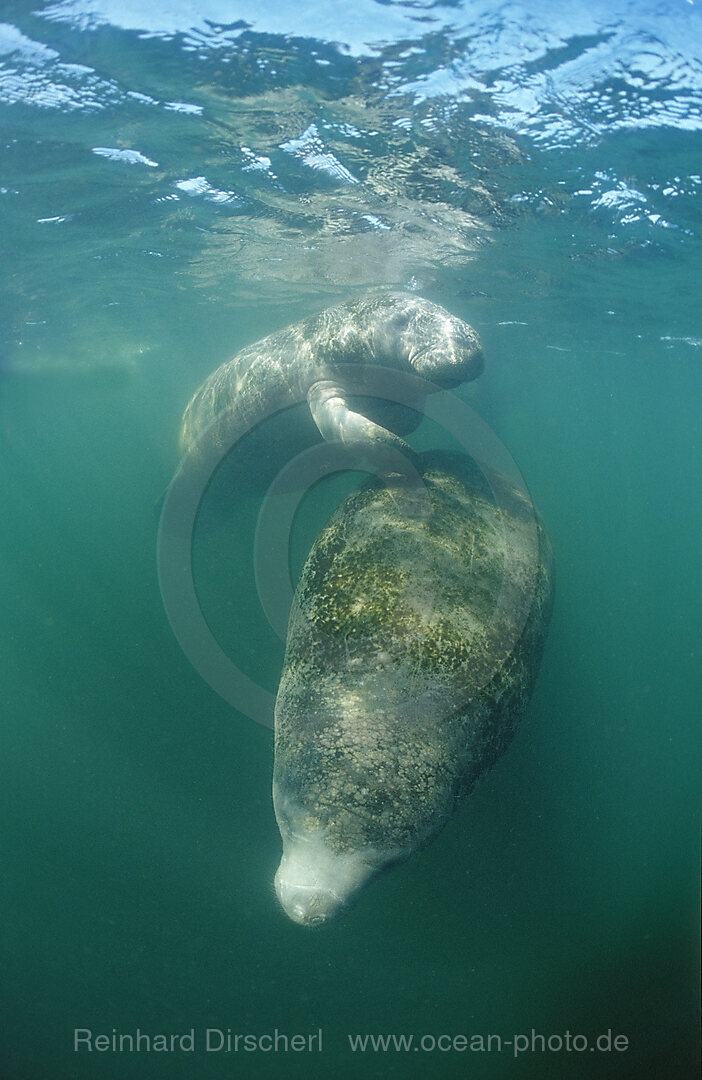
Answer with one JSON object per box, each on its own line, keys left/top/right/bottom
{"left": 273, "top": 786, "right": 400, "bottom": 927}
{"left": 421, "top": 320, "right": 484, "bottom": 388}
{"left": 274, "top": 832, "right": 379, "bottom": 928}
{"left": 274, "top": 842, "right": 362, "bottom": 927}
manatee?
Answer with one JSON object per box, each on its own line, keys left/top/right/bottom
{"left": 178, "top": 293, "right": 483, "bottom": 489}
{"left": 273, "top": 450, "right": 554, "bottom": 926}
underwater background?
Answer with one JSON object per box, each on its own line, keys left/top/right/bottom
{"left": 1, "top": 0, "right": 700, "bottom": 1077}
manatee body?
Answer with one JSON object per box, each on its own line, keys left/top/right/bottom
{"left": 273, "top": 451, "right": 553, "bottom": 926}
{"left": 178, "top": 293, "right": 483, "bottom": 489}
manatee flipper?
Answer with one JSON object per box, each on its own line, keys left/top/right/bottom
{"left": 307, "top": 379, "right": 414, "bottom": 457}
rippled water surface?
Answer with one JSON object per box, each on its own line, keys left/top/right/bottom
{"left": 1, "top": 1, "right": 700, "bottom": 1077}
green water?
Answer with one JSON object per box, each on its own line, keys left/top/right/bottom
{"left": 1, "top": 2, "right": 700, "bottom": 1078}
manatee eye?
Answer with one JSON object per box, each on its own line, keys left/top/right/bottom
{"left": 389, "top": 311, "right": 411, "bottom": 330}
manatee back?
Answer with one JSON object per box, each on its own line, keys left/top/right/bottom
{"left": 274, "top": 450, "right": 553, "bottom": 856}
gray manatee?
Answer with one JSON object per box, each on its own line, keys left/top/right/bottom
{"left": 273, "top": 450, "right": 553, "bottom": 926}
{"left": 179, "top": 293, "right": 483, "bottom": 486}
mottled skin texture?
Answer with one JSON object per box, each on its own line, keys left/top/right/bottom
{"left": 273, "top": 451, "right": 553, "bottom": 925}
{"left": 179, "top": 292, "right": 483, "bottom": 469}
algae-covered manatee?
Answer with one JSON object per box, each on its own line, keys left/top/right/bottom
{"left": 273, "top": 450, "right": 553, "bottom": 925}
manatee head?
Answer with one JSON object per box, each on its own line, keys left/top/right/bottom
{"left": 272, "top": 780, "right": 406, "bottom": 927}
{"left": 370, "top": 293, "right": 484, "bottom": 389}
{"left": 272, "top": 687, "right": 461, "bottom": 927}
